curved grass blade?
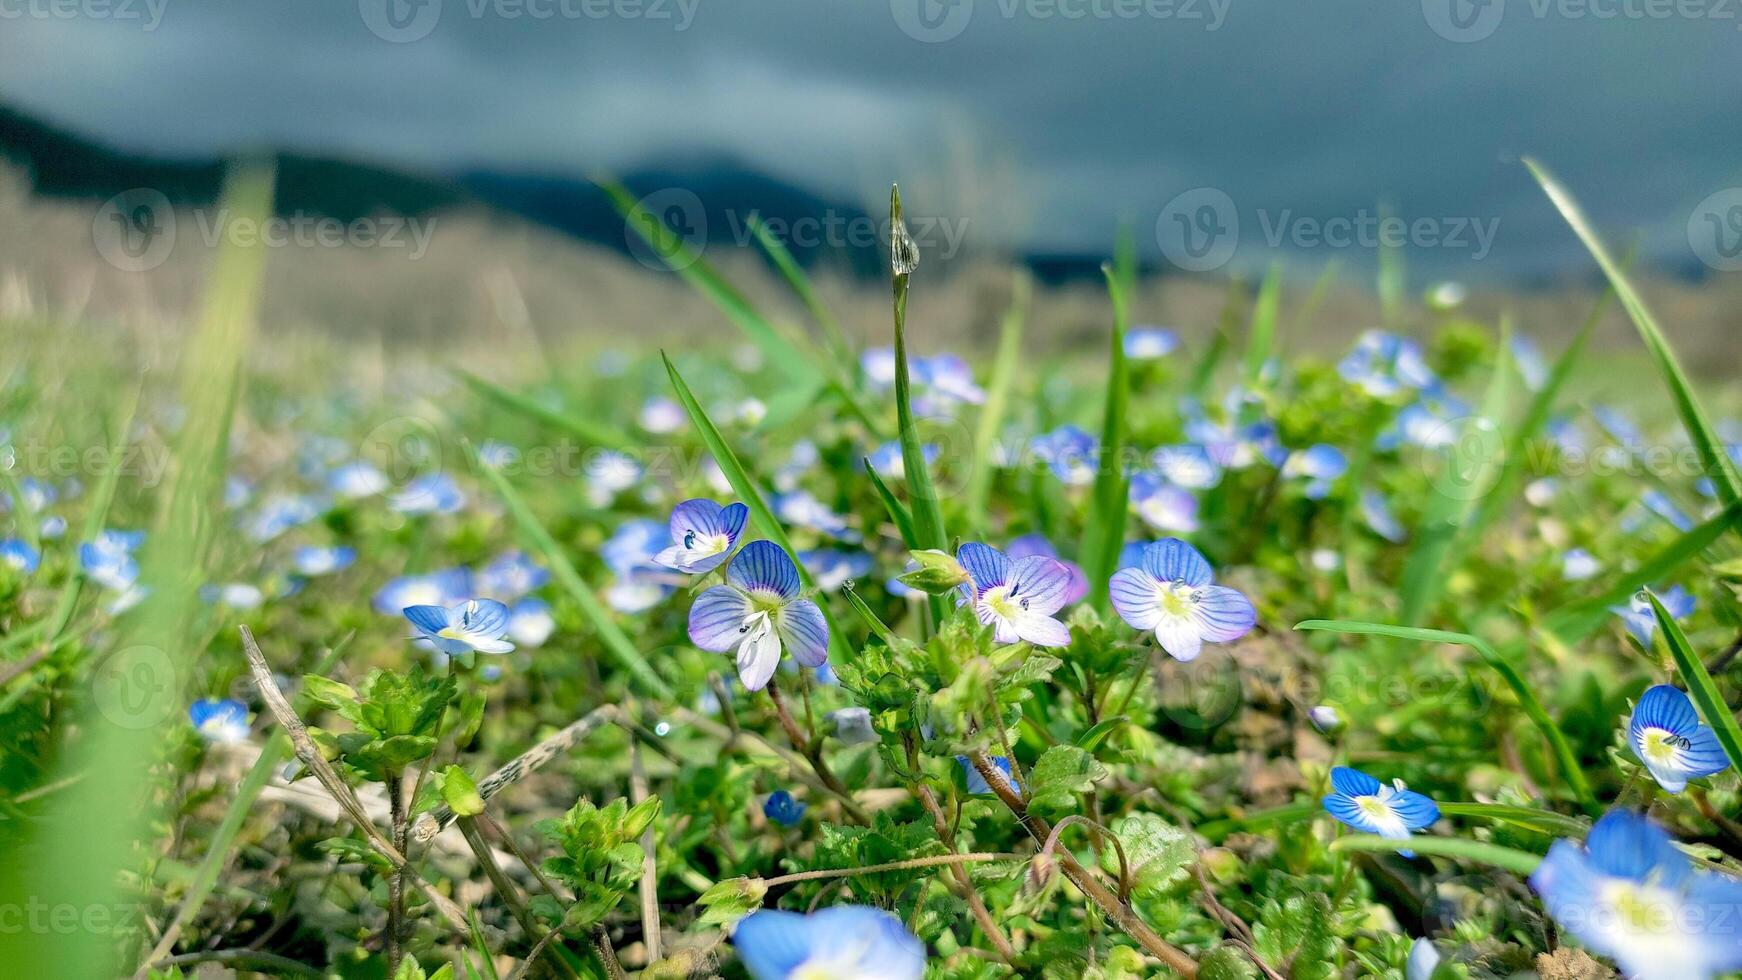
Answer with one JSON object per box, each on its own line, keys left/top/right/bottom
{"left": 455, "top": 370, "right": 632, "bottom": 450}
{"left": 1329, "top": 834, "right": 1543, "bottom": 875}
{"left": 864, "top": 459, "right": 918, "bottom": 549}
{"left": 1526, "top": 158, "right": 1742, "bottom": 520}
{"left": 1081, "top": 263, "right": 1131, "bottom": 612}
{"left": 1296, "top": 619, "right": 1599, "bottom": 815}
{"left": 889, "top": 185, "right": 947, "bottom": 554}
{"left": 598, "top": 175, "right": 817, "bottom": 393}
{"left": 1535, "top": 503, "right": 1736, "bottom": 647}
{"left": 1436, "top": 802, "right": 1589, "bottom": 838}
{"left": 965, "top": 272, "right": 1028, "bottom": 534}
{"left": 1649, "top": 589, "right": 1742, "bottom": 773}
{"left": 479, "top": 463, "right": 673, "bottom": 699}
{"left": 662, "top": 354, "right": 851, "bottom": 662}
{"left": 1196, "top": 801, "right": 1316, "bottom": 841}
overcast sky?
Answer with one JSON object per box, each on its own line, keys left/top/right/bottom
{"left": 2, "top": 0, "right": 1738, "bottom": 282}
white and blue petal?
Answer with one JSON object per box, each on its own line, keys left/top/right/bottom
{"left": 777, "top": 598, "right": 830, "bottom": 668}
{"left": 956, "top": 541, "right": 1010, "bottom": 592}
{"left": 688, "top": 586, "right": 753, "bottom": 652}
{"left": 728, "top": 541, "right": 801, "bottom": 601}
{"left": 734, "top": 906, "right": 924, "bottom": 980}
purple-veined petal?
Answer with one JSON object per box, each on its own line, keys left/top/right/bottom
{"left": 1006, "top": 555, "right": 1073, "bottom": 615}
{"left": 454, "top": 598, "right": 510, "bottom": 637}
{"left": 403, "top": 604, "right": 450, "bottom": 635}
{"left": 688, "top": 586, "right": 752, "bottom": 651}
{"left": 1330, "top": 766, "right": 1382, "bottom": 797}
{"left": 1190, "top": 585, "right": 1256, "bottom": 642}
{"left": 1139, "top": 538, "right": 1213, "bottom": 588}
{"left": 956, "top": 542, "right": 1009, "bottom": 591}
{"left": 670, "top": 498, "right": 727, "bottom": 539}
{"left": 736, "top": 624, "right": 782, "bottom": 691}
{"left": 778, "top": 599, "right": 829, "bottom": 667}
{"left": 727, "top": 541, "right": 801, "bottom": 600}
{"left": 1632, "top": 685, "right": 1700, "bottom": 737}
{"left": 1109, "top": 567, "right": 1162, "bottom": 631}
{"left": 1014, "top": 612, "right": 1071, "bottom": 648}
{"left": 1153, "top": 615, "right": 1203, "bottom": 662}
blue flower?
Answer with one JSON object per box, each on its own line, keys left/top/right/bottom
{"left": 1153, "top": 444, "right": 1222, "bottom": 489}
{"left": 913, "top": 353, "right": 986, "bottom": 406}
{"left": 585, "top": 451, "right": 643, "bottom": 506}
{"left": 1109, "top": 539, "right": 1255, "bottom": 662}
{"left": 204, "top": 583, "right": 264, "bottom": 609}
{"left": 688, "top": 541, "right": 828, "bottom": 691}
{"left": 189, "top": 698, "right": 251, "bottom": 743}
{"left": 604, "top": 519, "right": 676, "bottom": 614}
{"left": 390, "top": 474, "right": 466, "bottom": 515}
{"left": 1, "top": 538, "right": 40, "bottom": 575}
{"left": 224, "top": 475, "right": 253, "bottom": 510}
{"left": 1640, "top": 489, "right": 1694, "bottom": 532}
{"left": 956, "top": 542, "right": 1074, "bottom": 648}
{"left": 1338, "top": 331, "right": 1438, "bottom": 397}
{"left": 404, "top": 598, "right": 516, "bottom": 655}
{"left": 1030, "top": 425, "right": 1100, "bottom": 486}
{"left": 1129, "top": 471, "right": 1199, "bottom": 533}
{"left": 867, "top": 440, "right": 939, "bottom": 480}
{"left": 80, "top": 529, "right": 144, "bottom": 591}
{"left": 478, "top": 550, "right": 550, "bottom": 600}
{"left": 1005, "top": 534, "right": 1088, "bottom": 606}
{"left": 733, "top": 905, "right": 925, "bottom": 980}
{"left": 2, "top": 477, "right": 56, "bottom": 513}
{"left": 1628, "top": 685, "right": 1730, "bottom": 793}
{"left": 37, "top": 515, "right": 66, "bottom": 540}
{"left": 507, "top": 598, "right": 555, "bottom": 648}
{"left": 762, "top": 789, "right": 806, "bottom": 827}
{"left": 293, "top": 545, "right": 356, "bottom": 577}
{"left": 654, "top": 499, "right": 749, "bottom": 574}
{"left": 1563, "top": 548, "right": 1600, "bottom": 582}
{"left": 1591, "top": 405, "right": 1643, "bottom": 446}
{"left": 639, "top": 396, "right": 686, "bottom": 434}
{"left": 372, "top": 567, "right": 472, "bottom": 615}
{"left": 1283, "top": 444, "right": 1347, "bottom": 499}
{"left": 956, "top": 755, "right": 1019, "bottom": 796}
{"left": 1124, "top": 326, "right": 1179, "bottom": 360}
{"left": 327, "top": 461, "right": 389, "bottom": 500}
{"left": 475, "top": 441, "right": 518, "bottom": 469}
{"left": 1510, "top": 334, "right": 1548, "bottom": 392}
{"left": 772, "top": 491, "right": 857, "bottom": 542}
{"left": 1611, "top": 586, "right": 1695, "bottom": 648}
{"left": 244, "top": 494, "right": 322, "bottom": 543}
{"left": 1405, "top": 937, "right": 1441, "bottom": 980}
{"left": 799, "top": 549, "right": 873, "bottom": 592}
{"left": 1530, "top": 810, "right": 1742, "bottom": 980}
{"left": 1321, "top": 766, "right": 1439, "bottom": 855}
{"left": 1360, "top": 489, "right": 1406, "bottom": 543}
{"left": 828, "top": 707, "right": 879, "bottom": 745}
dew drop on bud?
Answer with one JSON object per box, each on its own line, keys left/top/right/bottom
{"left": 891, "top": 220, "right": 920, "bottom": 277}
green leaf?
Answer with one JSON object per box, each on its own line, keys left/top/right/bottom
{"left": 454, "top": 370, "right": 633, "bottom": 450}
{"left": 1074, "top": 717, "right": 1127, "bottom": 753}
{"left": 1026, "top": 745, "right": 1107, "bottom": 811}
{"left": 1329, "top": 834, "right": 1543, "bottom": 875}
{"left": 696, "top": 876, "right": 768, "bottom": 928}
{"left": 1102, "top": 812, "right": 1193, "bottom": 895}
{"left": 441, "top": 766, "right": 485, "bottom": 818}
{"left": 864, "top": 460, "right": 918, "bottom": 549}
{"left": 662, "top": 353, "right": 850, "bottom": 663}
{"left": 1436, "top": 802, "right": 1589, "bottom": 838}
{"left": 478, "top": 462, "right": 674, "bottom": 698}
{"left": 1080, "top": 263, "right": 1132, "bottom": 612}
{"left": 1526, "top": 158, "right": 1742, "bottom": 525}
{"left": 1650, "top": 590, "right": 1742, "bottom": 774}
{"left": 1296, "top": 619, "right": 1599, "bottom": 815}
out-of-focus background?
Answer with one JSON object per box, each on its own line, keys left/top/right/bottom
{"left": 1, "top": 0, "right": 1739, "bottom": 364}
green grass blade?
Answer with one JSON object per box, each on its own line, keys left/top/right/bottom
{"left": 1329, "top": 835, "right": 1543, "bottom": 875}
{"left": 1188, "top": 277, "right": 1243, "bottom": 398}
{"left": 1536, "top": 504, "right": 1736, "bottom": 647}
{"left": 1241, "top": 264, "right": 1281, "bottom": 386}
{"left": 1436, "top": 802, "right": 1589, "bottom": 838}
{"left": 662, "top": 354, "right": 851, "bottom": 662}
{"left": 1081, "top": 263, "right": 1132, "bottom": 612}
{"left": 1196, "top": 801, "right": 1317, "bottom": 840}
{"left": 1526, "top": 158, "right": 1742, "bottom": 519}
{"left": 965, "top": 272, "right": 1028, "bottom": 534}
{"left": 864, "top": 460, "right": 918, "bottom": 549}
{"left": 455, "top": 370, "right": 633, "bottom": 450}
{"left": 747, "top": 215, "right": 853, "bottom": 374}
{"left": 1398, "top": 317, "right": 1513, "bottom": 625}
{"left": 840, "top": 582, "right": 902, "bottom": 649}
{"left": 1296, "top": 619, "right": 1598, "bottom": 814}
{"left": 479, "top": 462, "right": 674, "bottom": 699}
{"left": 1650, "top": 590, "right": 1742, "bottom": 774}
{"left": 597, "top": 175, "right": 818, "bottom": 392}
{"left": 889, "top": 185, "right": 947, "bottom": 554}
{"left": 1376, "top": 203, "right": 1406, "bottom": 328}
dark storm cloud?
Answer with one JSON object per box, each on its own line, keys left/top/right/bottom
{"left": 1, "top": 0, "right": 1739, "bottom": 280}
